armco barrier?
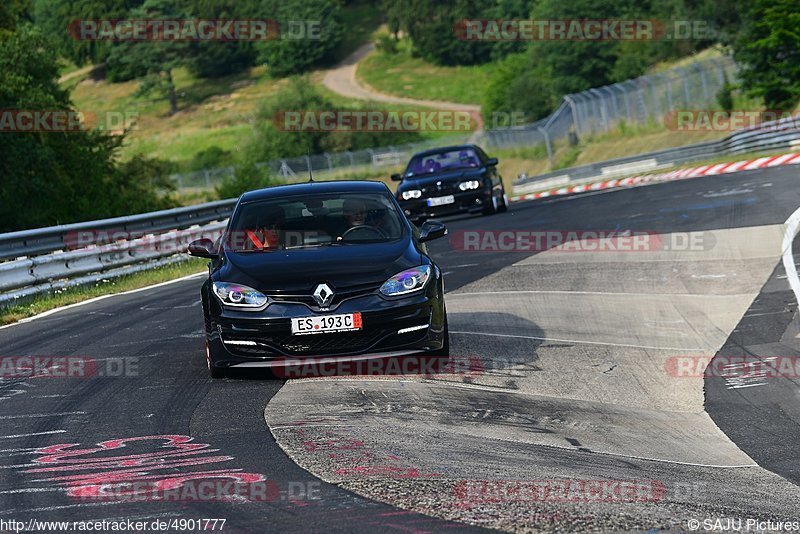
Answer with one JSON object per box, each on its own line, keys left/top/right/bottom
{"left": 514, "top": 116, "right": 800, "bottom": 194}
{"left": 0, "top": 222, "right": 226, "bottom": 306}
{"left": 0, "top": 199, "right": 236, "bottom": 261}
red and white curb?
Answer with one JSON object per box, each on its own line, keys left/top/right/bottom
{"left": 510, "top": 152, "right": 800, "bottom": 203}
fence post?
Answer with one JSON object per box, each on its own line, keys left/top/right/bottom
{"left": 563, "top": 95, "right": 579, "bottom": 138}
{"left": 537, "top": 127, "right": 554, "bottom": 167}
{"left": 697, "top": 63, "right": 709, "bottom": 102}
{"left": 324, "top": 153, "right": 333, "bottom": 171}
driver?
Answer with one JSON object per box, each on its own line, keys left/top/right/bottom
{"left": 338, "top": 199, "right": 383, "bottom": 241}
{"left": 342, "top": 198, "right": 367, "bottom": 228}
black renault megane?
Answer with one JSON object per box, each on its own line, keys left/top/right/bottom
{"left": 187, "top": 180, "right": 449, "bottom": 378}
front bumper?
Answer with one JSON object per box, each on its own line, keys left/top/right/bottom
{"left": 399, "top": 189, "right": 489, "bottom": 221}
{"left": 205, "top": 287, "right": 446, "bottom": 369}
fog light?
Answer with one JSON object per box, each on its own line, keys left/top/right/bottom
{"left": 404, "top": 210, "right": 411, "bottom": 216}
{"left": 475, "top": 198, "right": 482, "bottom": 204}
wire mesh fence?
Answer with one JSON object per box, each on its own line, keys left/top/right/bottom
{"left": 171, "top": 55, "right": 738, "bottom": 191}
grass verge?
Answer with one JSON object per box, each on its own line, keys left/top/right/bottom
{"left": 356, "top": 37, "right": 496, "bottom": 105}
{"left": 0, "top": 258, "right": 208, "bottom": 326}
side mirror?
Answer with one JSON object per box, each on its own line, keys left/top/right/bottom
{"left": 390, "top": 173, "right": 402, "bottom": 181}
{"left": 419, "top": 220, "right": 447, "bottom": 243}
{"left": 188, "top": 238, "right": 217, "bottom": 259}
{"left": 486, "top": 157, "right": 498, "bottom": 166}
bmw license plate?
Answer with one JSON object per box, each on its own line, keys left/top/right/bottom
{"left": 427, "top": 195, "right": 455, "bottom": 207}
{"left": 291, "top": 313, "right": 362, "bottom": 335}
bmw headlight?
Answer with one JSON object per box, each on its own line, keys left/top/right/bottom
{"left": 458, "top": 180, "right": 481, "bottom": 191}
{"left": 212, "top": 282, "right": 268, "bottom": 309}
{"left": 401, "top": 189, "right": 422, "bottom": 200}
{"left": 380, "top": 266, "right": 431, "bottom": 297}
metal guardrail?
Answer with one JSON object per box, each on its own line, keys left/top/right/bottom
{"left": 0, "top": 199, "right": 236, "bottom": 261}
{"left": 514, "top": 117, "right": 800, "bottom": 193}
{"left": 0, "top": 223, "right": 226, "bottom": 306}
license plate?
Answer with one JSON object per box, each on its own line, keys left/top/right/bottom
{"left": 291, "top": 313, "right": 362, "bottom": 335}
{"left": 427, "top": 195, "right": 455, "bottom": 207}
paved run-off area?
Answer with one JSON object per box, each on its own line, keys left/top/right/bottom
{"left": 1, "top": 165, "right": 799, "bottom": 532}
{"left": 267, "top": 168, "right": 800, "bottom": 531}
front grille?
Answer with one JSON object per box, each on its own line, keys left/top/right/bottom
{"left": 421, "top": 183, "right": 458, "bottom": 196}
{"left": 267, "top": 282, "right": 381, "bottom": 310}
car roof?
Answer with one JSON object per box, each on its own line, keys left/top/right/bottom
{"left": 239, "top": 180, "right": 390, "bottom": 202}
{"left": 410, "top": 144, "right": 482, "bottom": 159}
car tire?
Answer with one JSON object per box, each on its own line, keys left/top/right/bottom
{"left": 430, "top": 312, "right": 450, "bottom": 358}
{"left": 498, "top": 190, "right": 509, "bottom": 213}
{"left": 482, "top": 191, "right": 498, "bottom": 216}
{"left": 205, "top": 338, "right": 225, "bottom": 379}
{"left": 209, "top": 364, "right": 225, "bottom": 379}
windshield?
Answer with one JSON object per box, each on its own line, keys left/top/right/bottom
{"left": 404, "top": 148, "right": 481, "bottom": 177}
{"left": 225, "top": 191, "right": 405, "bottom": 251}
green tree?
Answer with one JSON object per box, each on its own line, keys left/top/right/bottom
{"left": 33, "top": 0, "right": 143, "bottom": 70}
{"left": 483, "top": 52, "right": 555, "bottom": 124}
{"left": 0, "top": 0, "right": 31, "bottom": 33}
{"left": 256, "top": 0, "right": 344, "bottom": 77}
{"left": 734, "top": 0, "right": 800, "bottom": 110}
{"left": 105, "top": 0, "right": 195, "bottom": 113}
{"left": 185, "top": 0, "right": 256, "bottom": 78}
{"left": 0, "top": 25, "right": 175, "bottom": 231}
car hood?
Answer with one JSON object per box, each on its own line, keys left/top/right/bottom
{"left": 400, "top": 167, "right": 485, "bottom": 190}
{"left": 217, "top": 239, "right": 423, "bottom": 293}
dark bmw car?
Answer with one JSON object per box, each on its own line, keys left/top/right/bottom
{"left": 187, "top": 180, "right": 449, "bottom": 378}
{"left": 392, "top": 144, "right": 508, "bottom": 223}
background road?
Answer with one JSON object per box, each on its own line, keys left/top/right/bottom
{"left": 1, "top": 166, "right": 799, "bottom": 532}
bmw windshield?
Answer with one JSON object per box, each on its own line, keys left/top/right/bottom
{"left": 403, "top": 148, "right": 481, "bottom": 178}
{"left": 225, "top": 192, "right": 406, "bottom": 251}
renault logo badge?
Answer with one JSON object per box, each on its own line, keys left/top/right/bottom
{"left": 313, "top": 283, "right": 334, "bottom": 307}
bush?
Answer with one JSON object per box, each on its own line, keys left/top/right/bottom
{"left": 190, "top": 146, "right": 232, "bottom": 171}
{"left": 716, "top": 73, "right": 735, "bottom": 113}
{"left": 375, "top": 33, "right": 397, "bottom": 55}
{"left": 215, "top": 159, "right": 282, "bottom": 199}
{"left": 247, "top": 77, "right": 422, "bottom": 163}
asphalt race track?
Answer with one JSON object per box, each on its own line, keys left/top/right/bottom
{"left": 1, "top": 166, "right": 800, "bottom": 532}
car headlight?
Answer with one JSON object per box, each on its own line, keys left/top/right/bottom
{"left": 401, "top": 189, "right": 422, "bottom": 200}
{"left": 458, "top": 180, "right": 481, "bottom": 191}
{"left": 380, "top": 266, "right": 431, "bottom": 297}
{"left": 212, "top": 282, "right": 268, "bottom": 309}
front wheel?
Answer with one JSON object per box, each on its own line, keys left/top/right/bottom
{"left": 206, "top": 339, "right": 225, "bottom": 379}
{"left": 430, "top": 313, "right": 450, "bottom": 358}
{"left": 498, "top": 189, "right": 509, "bottom": 213}
{"left": 482, "top": 191, "right": 498, "bottom": 216}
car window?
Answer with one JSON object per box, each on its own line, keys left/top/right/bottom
{"left": 226, "top": 192, "right": 405, "bottom": 251}
{"left": 404, "top": 148, "right": 481, "bottom": 177}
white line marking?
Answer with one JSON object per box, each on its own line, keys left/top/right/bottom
{"left": 0, "top": 430, "right": 66, "bottom": 439}
{"left": 0, "top": 487, "right": 60, "bottom": 495}
{"left": 0, "top": 411, "right": 84, "bottom": 420}
{"left": 781, "top": 205, "right": 800, "bottom": 305}
{"left": 450, "top": 330, "right": 708, "bottom": 352}
{"left": 449, "top": 290, "right": 743, "bottom": 298}
{"left": 0, "top": 272, "right": 206, "bottom": 331}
